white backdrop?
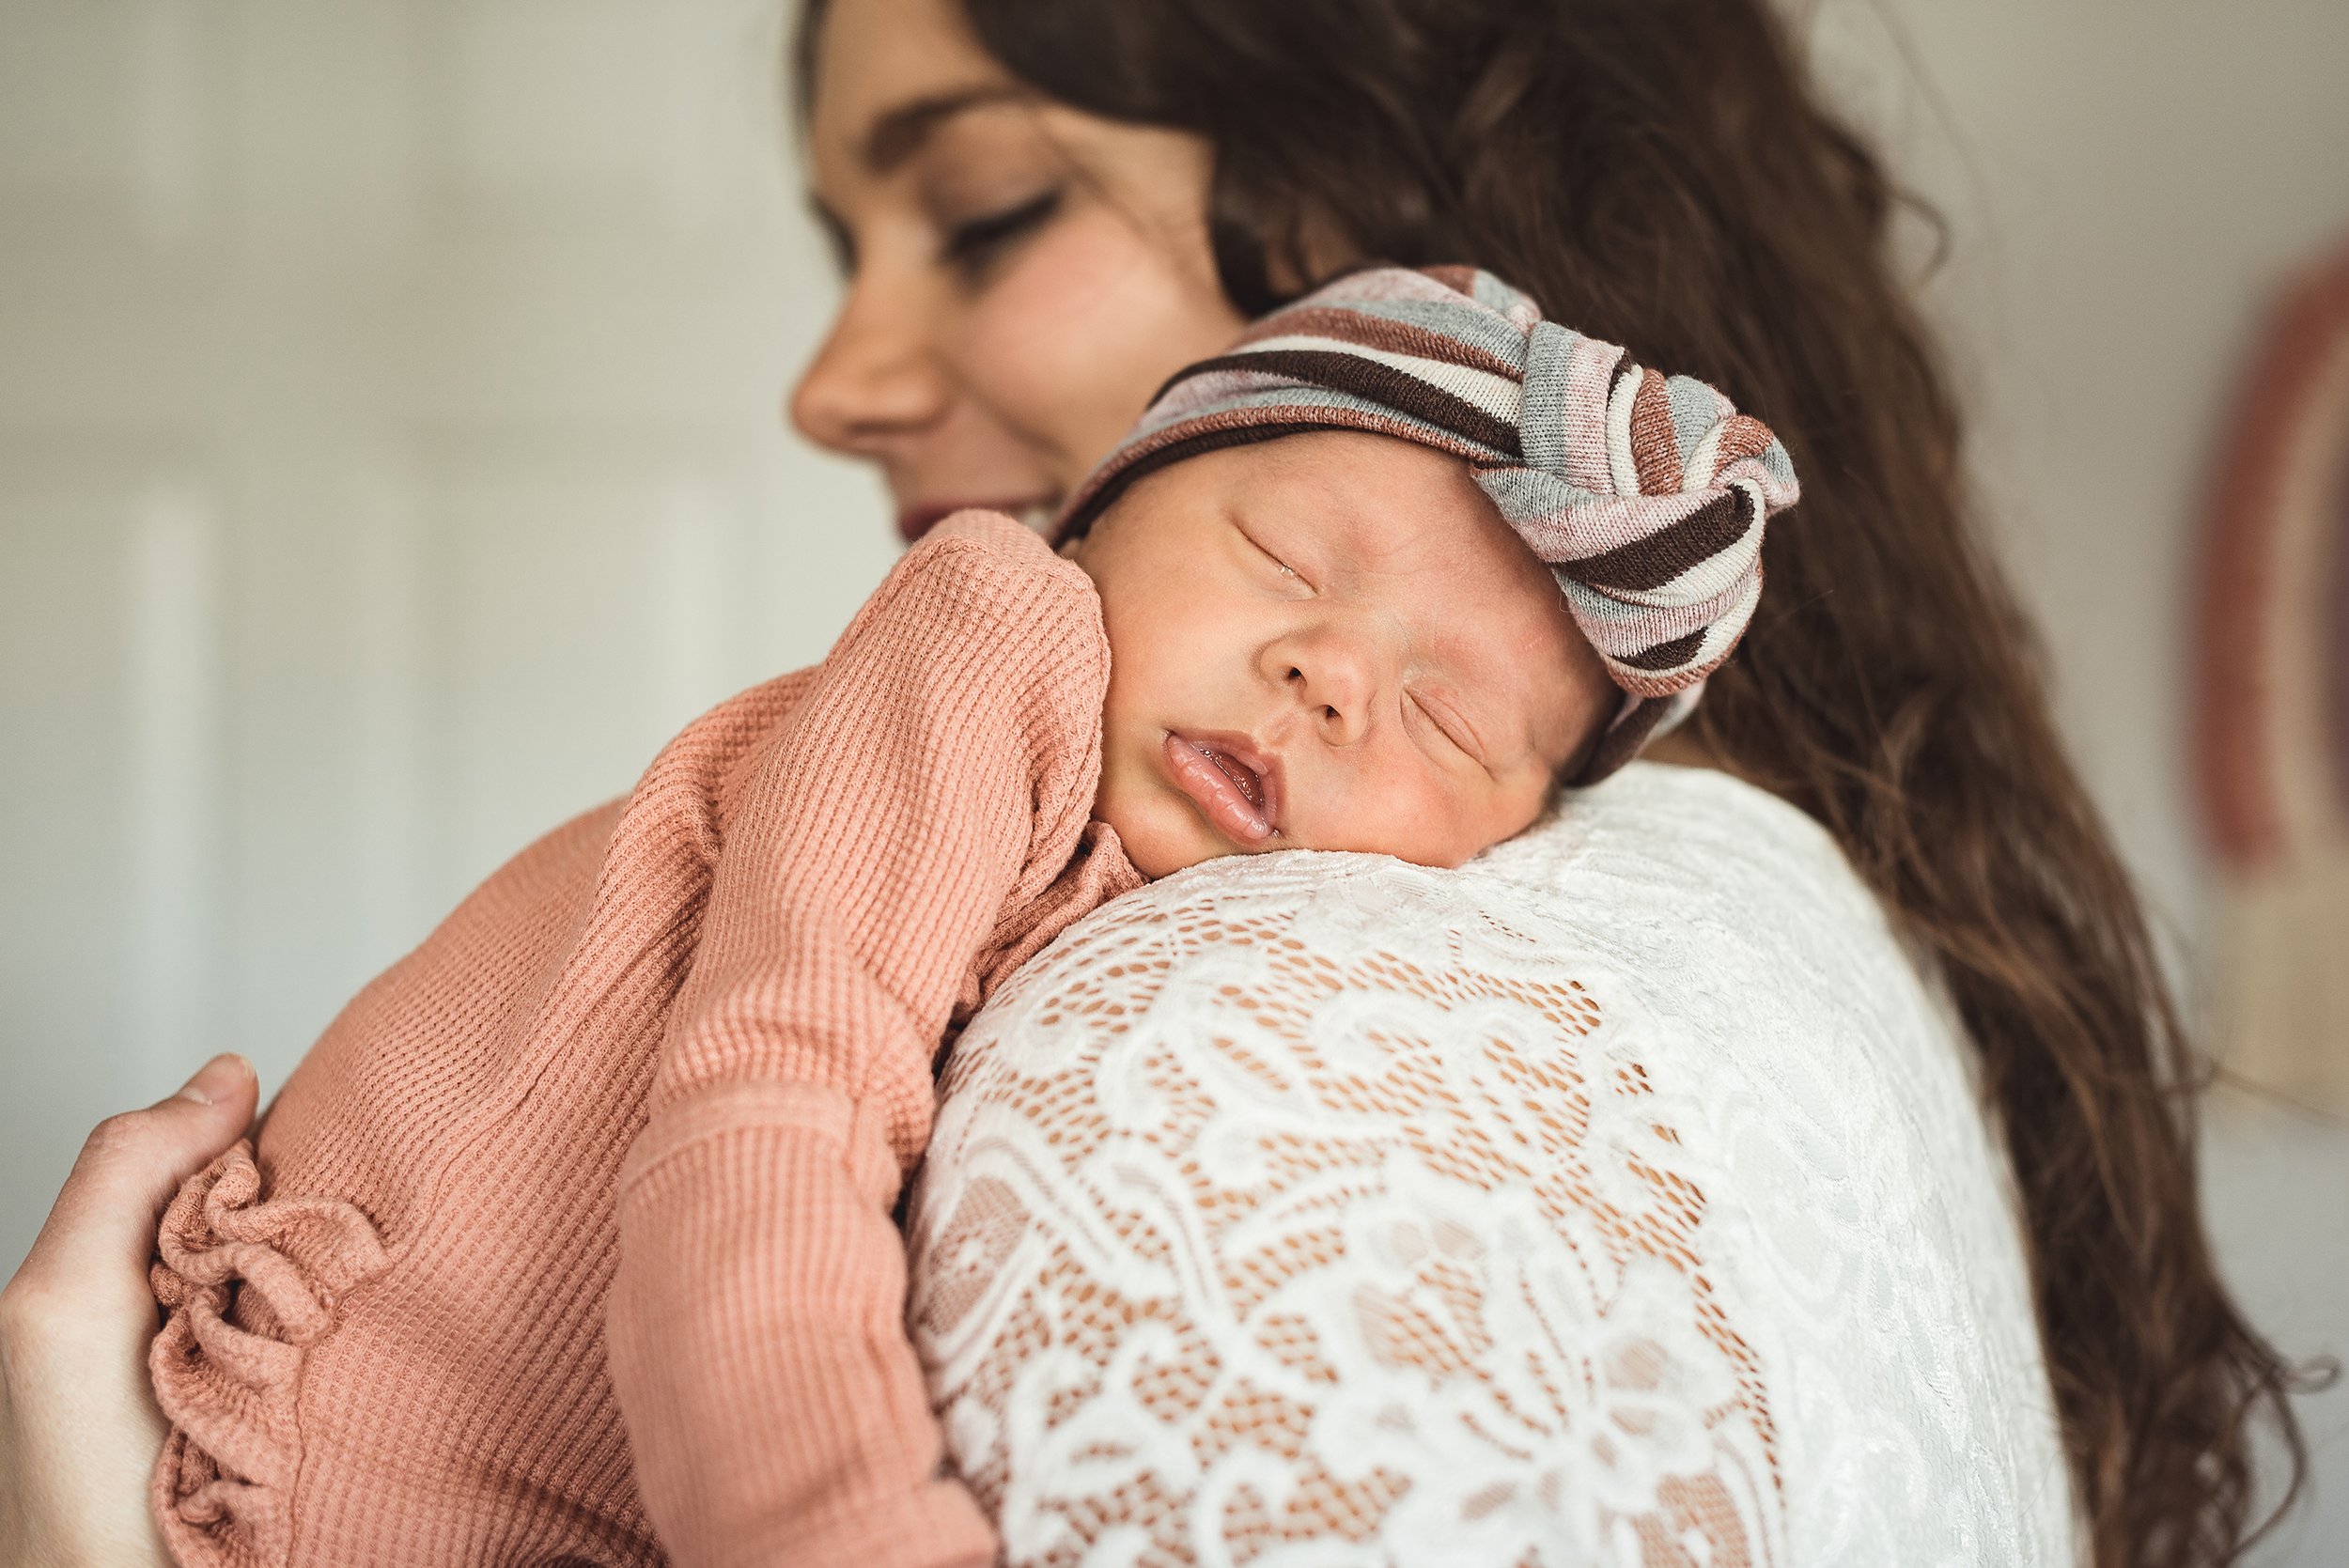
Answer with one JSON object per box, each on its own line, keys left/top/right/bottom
{"left": 0, "top": 0, "right": 892, "bottom": 1165}
{"left": 2, "top": 0, "right": 2343, "bottom": 1559}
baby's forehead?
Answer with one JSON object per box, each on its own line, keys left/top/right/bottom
{"left": 1228, "top": 433, "right": 1510, "bottom": 551}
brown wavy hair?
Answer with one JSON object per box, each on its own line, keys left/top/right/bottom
{"left": 798, "top": 0, "right": 2316, "bottom": 1560}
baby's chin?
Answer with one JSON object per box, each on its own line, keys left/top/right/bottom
{"left": 1097, "top": 784, "right": 1515, "bottom": 878}
{"left": 1092, "top": 776, "right": 1233, "bottom": 881}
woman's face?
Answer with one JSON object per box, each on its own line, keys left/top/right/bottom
{"left": 795, "top": 0, "right": 1250, "bottom": 542}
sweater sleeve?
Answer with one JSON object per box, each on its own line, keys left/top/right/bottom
{"left": 606, "top": 510, "right": 1111, "bottom": 1568}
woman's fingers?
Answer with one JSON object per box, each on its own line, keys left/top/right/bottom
{"left": 6, "top": 1054, "right": 257, "bottom": 1324}
{"left": 0, "top": 1056, "right": 256, "bottom": 1568}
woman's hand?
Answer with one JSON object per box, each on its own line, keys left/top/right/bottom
{"left": 0, "top": 1054, "right": 257, "bottom": 1568}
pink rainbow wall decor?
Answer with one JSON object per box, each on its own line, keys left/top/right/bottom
{"left": 2190, "top": 234, "right": 2349, "bottom": 1104}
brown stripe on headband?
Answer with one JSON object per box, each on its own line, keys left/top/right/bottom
{"left": 1628, "top": 371, "right": 1683, "bottom": 495}
{"left": 1614, "top": 625, "right": 1710, "bottom": 673}
{"left": 1162, "top": 349, "right": 1523, "bottom": 458}
{"left": 1708, "top": 414, "right": 1781, "bottom": 474}
{"left": 1606, "top": 356, "right": 1639, "bottom": 409}
{"left": 1055, "top": 407, "right": 1492, "bottom": 542}
{"left": 1574, "top": 697, "right": 1673, "bottom": 784}
{"left": 1235, "top": 306, "right": 1522, "bottom": 380}
{"left": 1566, "top": 489, "right": 1753, "bottom": 593}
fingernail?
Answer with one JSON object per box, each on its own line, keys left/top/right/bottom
{"left": 176, "top": 1052, "right": 252, "bottom": 1106}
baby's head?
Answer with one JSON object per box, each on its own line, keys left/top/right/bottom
{"left": 1054, "top": 266, "right": 1800, "bottom": 880}
{"left": 1067, "top": 430, "right": 1606, "bottom": 877}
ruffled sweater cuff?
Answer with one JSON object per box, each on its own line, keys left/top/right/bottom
{"left": 148, "top": 1141, "right": 391, "bottom": 1567}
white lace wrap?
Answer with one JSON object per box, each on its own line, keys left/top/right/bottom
{"left": 908, "top": 763, "right": 2077, "bottom": 1567}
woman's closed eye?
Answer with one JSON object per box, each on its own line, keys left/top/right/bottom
{"left": 812, "top": 200, "right": 856, "bottom": 277}
{"left": 940, "top": 188, "right": 1062, "bottom": 276}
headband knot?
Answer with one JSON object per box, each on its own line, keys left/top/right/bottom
{"left": 1055, "top": 265, "right": 1801, "bottom": 782}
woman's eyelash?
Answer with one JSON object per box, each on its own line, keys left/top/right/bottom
{"left": 812, "top": 206, "right": 855, "bottom": 278}
{"left": 941, "top": 189, "right": 1062, "bottom": 271}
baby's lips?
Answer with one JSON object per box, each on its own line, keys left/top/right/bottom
{"left": 1161, "top": 732, "right": 1278, "bottom": 844}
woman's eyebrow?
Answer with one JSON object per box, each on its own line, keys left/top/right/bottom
{"left": 863, "top": 85, "right": 1031, "bottom": 174}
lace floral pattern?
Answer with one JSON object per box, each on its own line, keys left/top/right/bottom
{"left": 909, "top": 765, "right": 2077, "bottom": 1567}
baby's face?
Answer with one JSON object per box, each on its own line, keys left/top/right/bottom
{"left": 1068, "top": 430, "right": 1612, "bottom": 879}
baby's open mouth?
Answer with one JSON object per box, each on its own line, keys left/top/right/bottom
{"left": 1162, "top": 732, "right": 1280, "bottom": 844}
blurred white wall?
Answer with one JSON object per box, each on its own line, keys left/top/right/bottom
{"left": 1, "top": 0, "right": 2343, "bottom": 1558}
{"left": 1, "top": 0, "right": 893, "bottom": 1245}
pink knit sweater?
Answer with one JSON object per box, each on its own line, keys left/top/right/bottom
{"left": 148, "top": 511, "right": 1142, "bottom": 1568}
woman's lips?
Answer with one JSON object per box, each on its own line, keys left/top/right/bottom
{"left": 1162, "top": 731, "right": 1281, "bottom": 845}
{"left": 896, "top": 498, "right": 1059, "bottom": 543}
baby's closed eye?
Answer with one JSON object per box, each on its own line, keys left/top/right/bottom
{"left": 1237, "top": 526, "right": 1310, "bottom": 588}
{"left": 1406, "top": 688, "right": 1487, "bottom": 770}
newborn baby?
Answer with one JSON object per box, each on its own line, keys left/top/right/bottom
{"left": 146, "top": 267, "right": 1795, "bottom": 1568}
{"left": 1081, "top": 429, "right": 1606, "bottom": 877}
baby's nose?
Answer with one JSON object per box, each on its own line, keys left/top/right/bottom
{"left": 1274, "top": 631, "right": 1380, "bottom": 746}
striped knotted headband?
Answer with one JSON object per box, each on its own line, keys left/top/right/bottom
{"left": 1054, "top": 264, "right": 1801, "bottom": 784}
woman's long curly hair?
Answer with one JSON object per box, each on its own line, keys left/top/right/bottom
{"left": 800, "top": 1, "right": 2315, "bottom": 1560}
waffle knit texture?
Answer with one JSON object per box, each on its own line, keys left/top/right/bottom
{"left": 1056, "top": 265, "right": 1803, "bottom": 782}
{"left": 146, "top": 510, "right": 1141, "bottom": 1568}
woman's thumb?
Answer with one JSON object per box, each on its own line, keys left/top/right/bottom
{"left": 136, "top": 1051, "right": 260, "bottom": 1194}
{"left": 8, "top": 1056, "right": 258, "bottom": 1306}
{"left": 162, "top": 1051, "right": 257, "bottom": 1117}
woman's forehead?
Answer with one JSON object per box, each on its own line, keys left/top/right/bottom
{"left": 807, "top": 0, "right": 1017, "bottom": 153}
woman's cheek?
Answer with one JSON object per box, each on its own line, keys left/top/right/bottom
{"left": 960, "top": 215, "right": 1238, "bottom": 476}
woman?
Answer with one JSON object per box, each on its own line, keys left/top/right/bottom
{"left": 0, "top": 0, "right": 2309, "bottom": 1563}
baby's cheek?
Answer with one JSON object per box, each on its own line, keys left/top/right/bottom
{"left": 1466, "top": 777, "right": 1556, "bottom": 859}
{"left": 1385, "top": 774, "right": 1543, "bottom": 869}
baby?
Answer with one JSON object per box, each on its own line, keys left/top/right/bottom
{"left": 146, "top": 267, "right": 1796, "bottom": 1568}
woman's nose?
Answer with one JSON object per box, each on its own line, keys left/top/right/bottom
{"left": 787, "top": 272, "right": 952, "bottom": 458}
{"left": 1270, "top": 627, "right": 1381, "bottom": 747}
